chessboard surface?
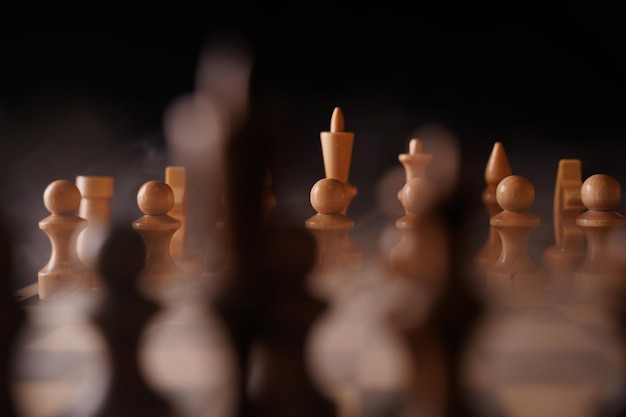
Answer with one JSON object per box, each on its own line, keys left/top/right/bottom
{"left": 11, "top": 257, "right": 626, "bottom": 417}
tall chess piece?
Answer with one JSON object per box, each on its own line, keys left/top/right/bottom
{"left": 320, "top": 107, "right": 357, "bottom": 214}
{"left": 486, "top": 175, "right": 544, "bottom": 304}
{"left": 573, "top": 174, "right": 626, "bottom": 301}
{"left": 89, "top": 226, "right": 176, "bottom": 417}
{"left": 248, "top": 222, "right": 336, "bottom": 417}
{"left": 474, "top": 142, "right": 512, "bottom": 279}
{"left": 132, "top": 180, "right": 183, "bottom": 302}
{"left": 38, "top": 179, "right": 92, "bottom": 301}
{"left": 76, "top": 175, "right": 114, "bottom": 289}
{"left": 542, "top": 159, "right": 586, "bottom": 296}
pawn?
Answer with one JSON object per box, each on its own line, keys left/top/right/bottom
{"left": 88, "top": 226, "right": 176, "bottom": 417}
{"left": 573, "top": 174, "right": 626, "bottom": 301}
{"left": 486, "top": 175, "right": 543, "bottom": 304}
{"left": 38, "top": 179, "right": 92, "bottom": 301}
{"left": 305, "top": 178, "right": 361, "bottom": 280}
{"left": 132, "top": 180, "right": 183, "bottom": 302}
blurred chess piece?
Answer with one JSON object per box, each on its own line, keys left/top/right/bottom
{"left": 88, "top": 226, "right": 177, "bottom": 417}
{"left": 486, "top": 175, "right": 544, "bottom": 304}
{"left": 164, "top": 166, "right": 187, "bottom": 263}
{"left": 0, "top": 222, "right": 26, "bottom": 417}
{"left": 38, "top": 179, "right": 92, "bottom": 301}
{"left": 132, "top": 180, "right": 184, "bottom": 303}
{"left": 390, "top": 139, "right": 448, "bottom": 296}
{"left": 474, "top": 142, "right": 512, "bottom": 280}
{"left": 542, "top": 159, "right": 586, "bottom": 297}
{"left": 76, "top": 175, "right": 114, "bottom": 289}
{"left": 320, "top": 107, "right": 357, "bottom": 215}
{"left": 573, "top": 174, "right": 626, "bottom": 302}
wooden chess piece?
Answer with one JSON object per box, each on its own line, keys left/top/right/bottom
{"left": 542, "top": 159, "right": 586, "bottom": 296}
{"left": 132, "top": 180, "right": 183, "bottom": 302}
{"left": 248, "top": 221, "right": 336, "bottom": 417}
{"left": 474, "top": 142, "right": 512, "bottom": 279}
{"left": 320, "top": 107, "right": 357, "bottom": 215}
{"left": 165, "top": 166, "right": 187, "bottom": 263}
{"left": 305, "top": 178, "right": 361, "bottom": 283}
{"left": 38, "top": 179, "right": 92, "bottom": 301}
{"left": 573, "top": 174, "right": 626, "bottom": 301}
{"left": 89, "top": 226, "right": 177, "bottom": 417}
{"left": 390, "top": 188, "right": 486, "bottom": 417}
{"left": 0, "top": 223, "right": 26, "bottom": 417}
{"left": 76, "top": 175, "right": 114, "bottom": 289}
{"left": 486, "top": 175, "right": 544, "bottom": 304}
{"left": 390, "top": 139, "right": 448, "bottom": 294}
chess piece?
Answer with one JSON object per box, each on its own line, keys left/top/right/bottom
{"left": 542, "top": 159, "right": 586, "bottom": 295}
{"left": 0, "top": 223, "right": 25, "bottom": 417}
{"left": 89, "top": 226, "right": 176, "bottom": 417}
{"left": 474, "top": 142, "right": 513, "bottom": 279}
{"left": 38, "top": 179, "right": 92, "bottom": 301}
{"left": 573, "top": 174, "right": 626, "bottom": 301}
{"left": 390, "top": 187, "right": 486, "bottom": 417}
{"left": 486, "top": 175, "right": 544, "bottom": 304}
{"left": 390, "top": 139, "right": 448, "bottom": 293}
{"left": 320, "top": 107, "right": 357, "bottom": 215}
{"left": 165, "top": 166, "right": 187, "bottom": 263}
{"left": 248, "top": 221, "right": 336, "bottom": 417}
{"left": 76, "top": 175, "right": 114, "bottom": 289}
{"left": 305, "top": 178, "right": 361, "bottom": 288}
{"left": 132, "top": 180, "right": 183, "bottom": 302}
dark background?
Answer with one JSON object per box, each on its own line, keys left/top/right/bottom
{"left": 1, "top": 3, "right": 626, "bottom": 287}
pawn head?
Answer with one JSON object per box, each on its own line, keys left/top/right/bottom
{"left": 43, "top": 179, "right": 81, "bottom": 214}
{"left": 581, "top": 174, "right": 621, "bottom": 211}
{"left": 137, "top": 180, "right": 174, "bottom": 215}
{"left": 496, "top": 175, "right": 535, "bottom": 212}
{"left": 310, "top": 178, "right": 348, "bottom": 214}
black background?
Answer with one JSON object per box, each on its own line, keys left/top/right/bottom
{"left": 1, "top": 4, "right": 626, "bottom": 287}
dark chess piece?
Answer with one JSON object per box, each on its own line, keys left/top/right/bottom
{"left": 0, "top": 223, "right": 26, "bottom": 417}
{"left": 87, "top": 226, "right": 177, "bottom": 417}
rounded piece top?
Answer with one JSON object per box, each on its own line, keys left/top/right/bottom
{"left": 496, "top": 175, "right": 535, "bottom": 212}
{"left": 43, "top": 179, "right": 81, "bottom": 214}
{"left": 137, "top": 180, "right": 174, "bottom": 215}
{"left": 581, "top": 174, "right": 621, "bottom": 211}
{"left": 310, "top": 178, "right": 347, "bottom": 214}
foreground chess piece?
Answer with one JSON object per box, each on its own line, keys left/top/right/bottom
{"left": 573, "top": 174, "right": 626, "bottom": 302}
{"left": 248, "top": 222, "right": 336, "bottom": 417}
{"left": 76, "top": 175, "right": 114, "bottom": 289}
{"left": 320, "top": 107, "right": 357, "bottom": 215}
{"left": 89, "top": 226, "right": 176, "bottom": 417}
{"left": 0, "top": 223, "right": 26, "bottom": 417}
{"left": 486, "top": 175, "right": 544, "bottom": 304}
{"left": 305, "top": 178, "right": 361, "bottom": 293}
{"left": 132, "top": 180, "right": 183, "bottom": 302}
{"left": 38, "top": 179, "right": 92, "bottom": 301}
{"left": 474, "top": 142, "right": 513, "bottom": 279}
{"left": 542, "top": 159, "right": 586, "bottom": 296}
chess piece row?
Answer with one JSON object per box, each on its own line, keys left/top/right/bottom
{"left": 37, "top": 167, "right": 189, "bottom": 303}
{"left": 475, "top": 142, "right": 626, "bottom": 304}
